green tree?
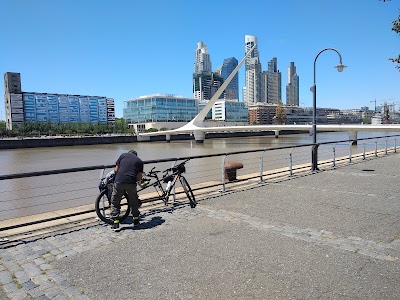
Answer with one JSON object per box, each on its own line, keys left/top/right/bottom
{"left": 362, "top": 117, "right": 372, "bottom": 124}
{"left": 382, "top": 0, "right": 400, "bottom": 69}
{"left": 0, "top": 120, "right": 6, "bottom": 136}
{"left": 274, "top": 101, "right": 287, "bottom": 125}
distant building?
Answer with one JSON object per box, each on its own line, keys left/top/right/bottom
{"left": 123, "top": 94, "right": 198, "bottom": 124}
{"left": 248, "top": 103, "right": 277, "bottom": 125}
{"left": 193, "top": 72, "right": 224, "bottom": 101}
{"left": 212, "top": 100, "right": 248, "bottom": 122}
{"left": 261, "top": 57, "right": 282, "bottom": 104}
{"left": 192, "top": 42, "right": 226, "bottom": 101}
{"left": 194, "top": 42, "right": 212, "bottom": 74}
{"left": 244, "top": 35, "right": 262, "bottom": 105}
{"left": 3, "top": 72, "right": 115, "bottom": 130}
{"left": 286, "top": 62, "right": 299, "bottom": 106}
{"left": 221, "top": 57, "right": 239, "bottom": 100}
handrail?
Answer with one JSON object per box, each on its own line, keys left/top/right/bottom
{"left": 2, "top": 134, "right": 399, "bottom": 181}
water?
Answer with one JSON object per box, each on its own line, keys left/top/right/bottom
{"left": 0, "top": 131, "right": 398, "bottom": 221}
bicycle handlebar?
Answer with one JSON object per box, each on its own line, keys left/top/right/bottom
{"left": 143, "top": 159, "right": 190, "bottom": 181}
{"left": 164, "top": 158, "right": 190, "bottom": 174}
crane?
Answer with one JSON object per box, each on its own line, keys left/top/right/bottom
{"left": 369, "top": 99, "right": 386, "bottom": 112}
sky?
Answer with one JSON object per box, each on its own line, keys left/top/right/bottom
{"left": 1, "top": 0, "right": 399, "bottom": 119}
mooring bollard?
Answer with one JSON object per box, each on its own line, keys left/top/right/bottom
{"left": 224, "top": 161, "right": 244, "bottom": 182}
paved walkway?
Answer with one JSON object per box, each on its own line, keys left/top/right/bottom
{"left": 0, "top": 154, "right": 399, "bottom": 299}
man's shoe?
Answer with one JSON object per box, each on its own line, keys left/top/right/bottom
{"left": 112, "top": 219, "right": 120, "bottom": 231}
{"left": 133, "top": 218, "right": 140, "bottom": 226}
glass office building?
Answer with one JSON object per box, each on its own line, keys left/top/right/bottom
{"left": 22, "top": 93, "right": 113, "bottom": 123}
{"left": 123, "top": 94, "right": 198, "bottom": 123}
{"left": 212, "top": 100, "right": 248, "bottom": 122}
{"left": 4, "top": 72, "right": 115, "bottom": 129}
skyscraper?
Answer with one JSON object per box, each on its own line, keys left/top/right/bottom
{"left": 261, "top": 57, "right": 282, "bottom": 104}
{"left": 244, "top": 35, "right": 262, "bottom": 105}
{"left": 286, "top": 62, "right": 299, "bottom": 106}
{"left": 194, "top": 42, "right": 212, "bottom": 74}
{"left": 193, "top": 42, "right": 224, "bottom": 101}
{"left": 221, "top": 57, "right": 239, "bottom": 100}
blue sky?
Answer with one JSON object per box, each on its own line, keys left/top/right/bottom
{"left": 1, "top": 0, "right": 399, "bottom": 118}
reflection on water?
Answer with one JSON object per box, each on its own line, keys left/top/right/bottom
{"left": 0, "top": 131, "right": 398, "bottom": 220}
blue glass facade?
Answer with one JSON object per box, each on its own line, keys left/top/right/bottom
{"left": 35, "top": 95, "right": 48, "bottom": 122}
{"left": 123, "top": 95, "right": 198, "bottom": 123}
{"left": 98, "top": 97, "right": 108, "bottom": 122}
{"left": 20, "top": 93, "right": 112, "bottom": 123}
{"left": 59, "top": 95, "right": 69, "bottom": 122}
{"left": 225, "top": 101, "right": 248, "bottom": 122}
{"left": 23, "top": 94, "right": 36, "bottom": 121}
{"left": 69, "top": 96, "right": 80, "bottom": 122}
{"left": 221, "top": 57, "right": 239, "bottom": 100}
{"left": 47, "top": 95, "right": 59, "bottom": 122}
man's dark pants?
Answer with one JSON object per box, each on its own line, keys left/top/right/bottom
{"left": 110, "top": 182, "right": 140, "bottom": 219}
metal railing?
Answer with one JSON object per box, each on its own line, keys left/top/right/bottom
{"left": 0, "top": 134, "right": 399, "bottom": 232}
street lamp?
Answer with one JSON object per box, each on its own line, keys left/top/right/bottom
{"left": 311, "top": 48, "right": 347, "bottom": 171}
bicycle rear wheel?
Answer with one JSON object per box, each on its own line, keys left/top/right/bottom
{"left": 95, "top": 189, "right": 130, "bottom": 225}
{"left": 179, "top": 176, "right": 196, "bottom": 208}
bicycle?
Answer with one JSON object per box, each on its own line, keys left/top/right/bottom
{"left": 95, "top": 159, "right": 196, "bottom": 225}
{"left": 141, "top": 158, "right": 196, "bottom": 209}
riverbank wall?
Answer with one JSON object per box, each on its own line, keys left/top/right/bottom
{"left": 0, "top": 130, "right": 307, "bottom": 149}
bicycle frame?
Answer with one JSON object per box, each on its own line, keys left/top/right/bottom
{"left": 139, "top": 159, "right": 190, "bottom": 206}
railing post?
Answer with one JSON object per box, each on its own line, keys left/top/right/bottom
{"left": 170, "top": 160, "right": 178, "bottom": 203}
{"left": 333, "top": 144, "right": 336, "bottom": 167}
{"left": 375, "top": 140, "right": 378, "bottom": 157}
{"left": 311, "top": 144, "right": 319, "bottom": 171}
{"left": 385, "top": 139, "right": 388, "bottom": 155}
{"left": 363, "top": 140, "right": 366, "bottom": 160}
{"left": 289, "top": 148, "right": 293, "bottom": 177}
{"left": 259, "top": 150, "right": 266, "bottom": 183}
{"left": 100, "top": 168, "right": 105, "bottom": 180}
{"left": 395, "top": 138, "right": 397, "bottom": 153}
{"left": 221, "top": 155, "right": 227, "bottom": 192}
{"left": 349, "top": 142, "right": 352, "bottom": 163}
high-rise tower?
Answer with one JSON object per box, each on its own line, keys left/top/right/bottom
{"left": 244, "top": 35, "right": 262, "bottom": 105}
{"left": 261, "top": 57, "right": 282, "bottom": 104}
{"left": 221, "top": 57, "right": 239, "bottom": 100}
{"left": 193, "top": 42, "right": 224, "bottom": 101}
{"left": 286, "top": 62, "right": 299, "bottom": 106}
{"left": 194, "top": 42, "right": 212, "bottom": 74}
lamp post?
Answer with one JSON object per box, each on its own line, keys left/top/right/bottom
{"left": 311, "top": 48, "right": 346, "bottom": 171}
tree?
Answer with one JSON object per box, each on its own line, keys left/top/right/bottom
{"left": 274, "top": 101, "right": 287, "bottom": 125}
{"left": 382, "top": 0, "right": 400, "bottom": 69}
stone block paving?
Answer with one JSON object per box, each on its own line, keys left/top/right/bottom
{"left": 0, "top": 197, "right": 399, "bottom": 299}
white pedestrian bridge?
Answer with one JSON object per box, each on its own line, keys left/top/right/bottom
{"left": 138, "top": 123, "right": 400, "bottom": 143}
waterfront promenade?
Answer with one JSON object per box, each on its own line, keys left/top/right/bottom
{"left": 0, "top": 154, "right": 399, "bottom": 299}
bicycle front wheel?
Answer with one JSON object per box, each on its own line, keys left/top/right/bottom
{"left": 95, "top": 190, "right": 130, "bottom": 225}
{"left": 179, "top": 176, "right": 196, "bottom": 208}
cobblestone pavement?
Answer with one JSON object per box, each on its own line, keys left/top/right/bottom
{"left": 0, "top": 155, "right": 399, "bottom": 299}
{"left": 0, "top": 203, "right": 399, "bottom": 299}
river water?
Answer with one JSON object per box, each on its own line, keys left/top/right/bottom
{"left": 0, "top": 131, "right": 398, "bottom": 221}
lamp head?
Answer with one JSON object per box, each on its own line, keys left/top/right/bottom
{"left": 335, "top": 63, "right": 347, "bottom": 72}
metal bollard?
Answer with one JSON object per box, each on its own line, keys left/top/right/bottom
{"left": 375, "top": 140, "right": 378, "bottom": 157}
{"left": 289, "top": 149, "right": 293, "bottom": 177}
